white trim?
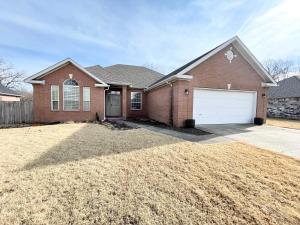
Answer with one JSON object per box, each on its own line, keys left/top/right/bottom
{"left": 261, "top": 82, "right": 278, "bottom": 87}
{"left": 95, "top": 83, "right": 109, "bottom": 87}
{"left": 145, "top": 74, "right": 193, "bottom": 91}
{"left": 24, "top": 58, "right": 109, "bottom": 86}
{"left": 130, "top": 91, "right": 142, "bottom": 110}
{"left": 50, "top": 85, "right": 59, "bottom": 111}
{"left": 176, "top": 74, "right": 193, "bottom": 80}
{"left": 233, "top": 37, "right": 276, "bottom": 84}
{"left": 27, "top": 80, "right": 45, "bottom": 84}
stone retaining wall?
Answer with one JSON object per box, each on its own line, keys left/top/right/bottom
{"left": 268, "top": 97, "right": 300, "bottom": 120}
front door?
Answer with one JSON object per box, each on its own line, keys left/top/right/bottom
{"left": 106, "top": 93, "right": 121, "bottom": 117}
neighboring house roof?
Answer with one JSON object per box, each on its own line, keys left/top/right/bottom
{"left": 269, "top": 76, "right": 300, "bottom": 98}
{"left": 24, "top": 58, "right": 108, "bottom": 87}
{"left": 147, "top": 36, "right": 277, "bottom": 90}
{"left": 86, "top": 64, "right": 164, "bottom": 88}
{"left": 0, "top": 83, "right": 21, "bottom": 97}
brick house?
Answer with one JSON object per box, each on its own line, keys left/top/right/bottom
{"left": 25, "top": 36, "right": 276, "bottom": 127}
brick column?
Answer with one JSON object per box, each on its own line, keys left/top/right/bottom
{"left": 122, "top": 86, "right": 127, "bottom": 119}
{"left": 172, "top": 80, "right": 191, "bottom": 127}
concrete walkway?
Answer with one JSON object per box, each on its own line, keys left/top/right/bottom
{"left": 123, "top": 121, "right": 230, "bottom": 144}
{"left": 199, "top": 124, "right": 300, "bottom": 159}
{"left": 123, "top": 121, "right": 300, "bottom": 159}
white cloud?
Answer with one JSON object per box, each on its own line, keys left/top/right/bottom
{"left": 238, "top": 0, "right": 300, "bottom": 60}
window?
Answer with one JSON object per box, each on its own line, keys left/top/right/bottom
{"left": 131, "top": 92, "right": 142, "bottom": 110}
{"left": 63, "top": 79, "right": 80, "bottom": 111}
{"left": 83, "top": 87, "right": 90, "bottom": 111}
{"left": 51, "top": 85, "right": 59, "bottom": 111}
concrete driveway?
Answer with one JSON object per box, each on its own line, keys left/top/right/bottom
{"left": 199, "top": 124, "right": 300, "bottom": 159}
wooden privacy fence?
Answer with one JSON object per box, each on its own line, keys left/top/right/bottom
{"left": 0, "top": 101, "right": 33, "bottom": 124}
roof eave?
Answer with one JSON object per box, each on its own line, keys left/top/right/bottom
{"left": 232, "top": 37, "right": 277, "bottom": 85}
{"left": 24, "top": 80, "right": 45, "bottom": 85}
{"left": 146, "top": 74, "right": 193, "bottom": 91}
{"left": 94, "top": 83, "right": 110, "bottom": 87}
{"left": 0, "top": 92, "right": 22, "bottom": 97}
{"left": 261, "top": 82, "right": 278, "bottom": 87}
{"left": 154, "top": 36, "right": 277, "bottom": 87}
{"left": 24, "top": 58, "right": 108, "bottom": 86}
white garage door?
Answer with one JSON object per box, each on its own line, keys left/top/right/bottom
{"left": 193, "top": 89, "right": 257, "bottom": 125}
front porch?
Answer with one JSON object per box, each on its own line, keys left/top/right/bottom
{"left": 105, "top": 85, "right": 128, "bottom": 119}
{"left": 104, "top": 84, "right": 147, "bottom": 120}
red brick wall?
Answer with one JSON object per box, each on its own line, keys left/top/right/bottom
{"left": 126, "top": 88, "right": 147, "bottom": 118}
{"left": 147, "top": 85, "right": 171, "bottom": 124}
{"left": 148, "top": 44, "right": 268, "bottom": 127}
{"left": 33, "top": 63, "right": 105, "bottom": 123}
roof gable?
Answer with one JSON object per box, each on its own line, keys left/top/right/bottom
{"left": 148, "top": 36, "right": 277, "bottom": 90}
{"left": 269, "top": 76, "right": 300, "bottom": 98}
{"left": 24, "top": 58, "right": 108, "bottom": 86}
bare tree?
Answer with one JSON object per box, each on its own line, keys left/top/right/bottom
{"left": 19, "top": 89, "right": 33, "bottom": 101}
{"left": 263, "top": 59, "right": 293, "bottom": 81}
{"left": 0, "top": 59, "right": 25, "bottom": 89}
{"left": 142, "top": 63, "right": 165, "bottom": 73}
{"left": 295, "top": 57, "right": 300, "bottom": 73}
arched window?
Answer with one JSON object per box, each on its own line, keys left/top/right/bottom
{"left": 63, "top": 79, "right": 80, "bottom": 111}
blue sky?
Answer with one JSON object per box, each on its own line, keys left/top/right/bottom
{"left": 0, "top": 0, "right": 299, "bottom": 76}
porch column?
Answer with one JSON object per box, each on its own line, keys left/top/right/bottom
{"left": 122, "top": 86, "right": 127, "bottom": 119}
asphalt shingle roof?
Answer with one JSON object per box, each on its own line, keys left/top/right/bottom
{"left": 0, "top": 83, "right": 21, "bottom": 96}
{"left": 269, "top": 76, "right": 300, "bottom": 98}
{"left": 85, "top": 65, "right": 124, "bottom": 84}
{"left": 85, "top": 64, "right": 164, "bottom": 89}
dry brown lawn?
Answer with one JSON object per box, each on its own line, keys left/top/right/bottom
{"left": 267, "top": 118, "right": 300, "bottom": 129}
{"left": 0, "top": 123, "right": 299, "bottom": 225}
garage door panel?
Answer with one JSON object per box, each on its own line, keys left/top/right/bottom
{"left": 193, "top": 89, "right": 256, "bottom": 125}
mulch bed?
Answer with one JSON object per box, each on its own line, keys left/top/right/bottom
{"left": 127, "top": 118, "right": 210, "bottom": 136}
{"left": 101, "top": 120, "right": 137, "bottom": 130}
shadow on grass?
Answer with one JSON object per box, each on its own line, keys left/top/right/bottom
{"left": 21, "top": 122, "right": 258, "bottom": 171}
{"left": 21, "top": 123, "right": 183, "bottom": 170}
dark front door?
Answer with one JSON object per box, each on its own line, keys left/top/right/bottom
{"left": 106, "top": 93, "right": 121, "bottom": 117}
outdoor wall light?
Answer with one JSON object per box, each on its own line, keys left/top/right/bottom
{"left": 185, "top": 89, "right": 189, "bottom": 95}
{"left": 262, "top": 93, "right": 266, "bottom": 97}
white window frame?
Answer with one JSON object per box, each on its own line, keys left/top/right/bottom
{"left": 83, "top": 87, "right": 91, "bottom": 111}
{"left": 63, "top": 79, "right": 80, "bottom": 111}
{"left": 51, "top": 85, "right": 59, "bottom": 111}
{"left": 130, "top": 91, "right": 142, "bottom": 110}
